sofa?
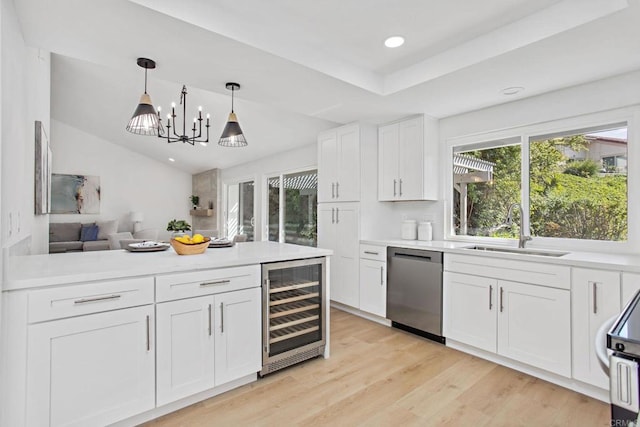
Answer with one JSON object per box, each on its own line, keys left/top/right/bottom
{"left": 49, "top": 220, "right": 118, "bottom": 253}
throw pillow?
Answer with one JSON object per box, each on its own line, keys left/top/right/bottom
{"left": 80, "top": 224, "right": 99, "bottom": 241}
{"left": 96, "top": 220, "right": 118, "bottom": 240}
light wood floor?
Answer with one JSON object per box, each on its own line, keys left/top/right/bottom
{"left": 145, "top": 309, "right": 609, "bottom": 426}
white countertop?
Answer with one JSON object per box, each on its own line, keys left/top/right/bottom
{"left": 361, "top": 239, "right": 640, "bottom": 273}
{"left": 4, "top": 241, "right": 332, "bottom": 291}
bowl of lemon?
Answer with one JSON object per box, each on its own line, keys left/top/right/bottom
{"left": 170, "top": 234, "right": 211, "bottom": 255}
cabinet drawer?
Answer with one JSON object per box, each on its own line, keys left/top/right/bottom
{"left": 445, "top": 254, "right": 570, "bottom": 290}
{"left": 156, "top": 265, "right": 260, "bottom": 302}
{"left": 28, "top": 276, "right": 154, "bottom": 323}
{"left": 360, "top": 244, "right": 386, "bottom": 262}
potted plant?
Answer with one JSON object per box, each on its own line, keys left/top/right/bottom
{"left": 190, "top": 195, "right": 200, "bottom": 210}
{"left": 167, "top": 219, "right": 192, "bottom": 238}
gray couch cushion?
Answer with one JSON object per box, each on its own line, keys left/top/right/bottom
{"left": 82, "top": 240, "right": 111, "bottom": 251}
{"left": 49, "top": 223, "right": 81, "bottom": 243}
{"left": 107, "top": 232, "right": 134, "bottom": 250}
{"left": 49, "top": 241, "right": 84, "bottom": 253}
{"left": 96, "top": 220, "right": 118, "bottom": 240}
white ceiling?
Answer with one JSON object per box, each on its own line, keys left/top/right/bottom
{"left": 14, "top": 0, "right": 640, "bottom": 173}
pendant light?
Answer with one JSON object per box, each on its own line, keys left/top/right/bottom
{"left": 126, "top": 58, "right": 161, "bottom": 136}
{"left": 218, "top": 82, "right": 247, "bottom": 147}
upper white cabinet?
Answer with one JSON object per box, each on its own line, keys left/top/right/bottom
{"left": 571, "top": 268, "right": 620, "bottom": 389}
{"left": 378, "top": 115, "right": 439, "bottom": 201}
{"left": 318, "top": 124, "right": 361, "bottom": 202}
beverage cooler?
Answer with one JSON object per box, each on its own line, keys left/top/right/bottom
{"left": 260, "top": 257, "right": 326, "bottom": 376}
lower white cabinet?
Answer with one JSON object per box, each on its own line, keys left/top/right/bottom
{"left": 571, "top": 268, "right": 620, "bottom": 389}
{"left": 156, "top": 287, "right": 261, "bottom": 405}
{"left": 27, "top": 305, "right": 155, "bottom": 427}
{"left": 318, "top": 203, "right": 359, "bottom": 307}
{"left": 622, "top": 272, "right": 640, "bottom": 307}
{"left": 214, "top": 287, "right": 262, "bottom": 386}
{"left": 444, "top": 272, "right": 496, "bottom": 353}
{"left": 156, "top": 296, "right": 215, "bottom": 406}
{"left": 359, "top": 258, "right": 386, "bottom": 317}
{"left": 444, "top": 272, "right": 571, "bottom": 377}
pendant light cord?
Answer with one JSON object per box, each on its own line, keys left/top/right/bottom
{"left": 231, "top": 86, "right": 235, "bottom": 113}
{"left": 144, "top": 67, "right": 148, "bottom": 94}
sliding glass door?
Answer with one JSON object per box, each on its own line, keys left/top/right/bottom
{"left": 267, "top": 169, "right": 317, "bottom": 247}
{"left": 226, "top": 180, "right": 254, "bottom": 241}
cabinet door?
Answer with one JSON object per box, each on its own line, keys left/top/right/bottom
{"left": 336, "top": 125, "right": 360, "bottom": 202}
{"left": 397, "top": 117, "right": 423, "bottom": 200}
{"left": 359, "top": 259, "right": 386, "bottom": 317}
{"left": 317, "top": 205, "right": 342, "bottom": 303}
{"left": 497, "top": 280, "right": 571, "bottom": 377}
{"left": 443, "top": 272, "right": 497, "bottom": 353}
{"left": 622, "top": 272, "right": 640, "bottom": 307}
{"left": 333, "top": 205, "right": 360, "bottom": 308}
{"left": 571, "top": 268, "right": 620, "bottom": 389}
{"left": 156, "top": 295, "right": 215, "bottom": 406}
{"left": 214, "top": 287, "right": 262, "bottom": 386}
{"left": 318, "top": 131, "right": 337, "bottom": 202}
{"left": 27, "top": 306, "right": 155, "bottom": 427}
{"left": 378, "top": 123, "right": 399, "bottom": 201}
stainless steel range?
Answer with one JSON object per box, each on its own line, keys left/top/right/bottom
{"left": 608, "top": 290, "right": 640, "bottom": 425}
{"left": 260, "top": 257, "right": 326, "bottom": 376}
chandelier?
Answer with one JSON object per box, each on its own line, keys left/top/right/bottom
{"left": 157, "top": 85, "right": 210, "bottom": 145}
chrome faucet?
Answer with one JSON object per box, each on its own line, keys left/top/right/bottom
{"left": 506, "top": 203, "right": 532, "bottom": 248}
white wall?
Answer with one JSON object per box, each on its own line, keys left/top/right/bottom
{"left": 219, "top": 143, "right": 317, "bottom": 240}
{"left": 438, "top": 70, "right": 640, "bottom": 251}
{"left": 440, "top": 70, "right": 640, "bottom": 140}
{"left": 50, "top": 120, "right": 192, "bottom": 240}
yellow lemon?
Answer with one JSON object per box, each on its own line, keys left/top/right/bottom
{"left": 192, "top": 234, "right": 204, "bottom": 243}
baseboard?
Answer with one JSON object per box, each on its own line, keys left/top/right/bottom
{"left": 111, "top": 374, "right": 257, "bottom": 426}
{"left": 330, "top": 301, "right": 391, "bottom": 327}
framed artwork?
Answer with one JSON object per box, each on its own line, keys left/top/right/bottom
{"left": 51, "top": 174, "right": 101, "bottom": 214}
{"left": 34, "top": 121, "right": 52, "bottom": 215}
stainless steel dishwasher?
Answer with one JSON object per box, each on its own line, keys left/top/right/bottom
{"left": 387, "top": 247, "right": 444, "bottom": 343}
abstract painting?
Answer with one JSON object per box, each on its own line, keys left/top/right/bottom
{"left": 51, "top": 174, "right": 101, "bottom": 214}
{"left": 34, "top": 121, "right": 51, "bottom": 215}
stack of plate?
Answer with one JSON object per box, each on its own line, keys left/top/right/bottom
{"left": 208, "top": 238, "right": 234, "bottom": 248}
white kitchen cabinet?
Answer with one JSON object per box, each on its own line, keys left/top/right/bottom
{"left": 443, "top": 258, "right": 571, "bottom": 377}
{"left": 214, "top": 287, "right": 262, "bottom": 386}
{"left": 498, "top": 280, "right": 571, "bottom": 377}
{"left": 317, "top": 124, "right": 360, "bottom": 202}
{"left": 378, "top": 115, "right": 439, "bottom": 201}
{"left": 318, "top": 203, "right": 359, "bottom": 307}
{"left": 571, "top": 268, "right": 620, "bottom": 389}
{"left": 156, "top": 296, "right": 215, "bottom": 406}
{"left": 622, "top": 272, "right": 640, "bottom": 307}
{"left": 26, "top": 305, "right": 155, "bottom": 427}
{"left": 359, "top": 258, "right": 386, "bottom": 317}
{"left": 443, "top": 272, "right": 497, "bottom": 353}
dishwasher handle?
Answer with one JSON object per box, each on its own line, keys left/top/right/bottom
{"left": 388, "top": 248, "right": 442, "bottom": 264}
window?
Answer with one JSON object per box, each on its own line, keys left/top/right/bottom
{"left": 453, "top": 138, "right": 521, "bottom": 238}
{"left": 453, "top": 124, "right": 628, "bottom": 243}
{"left": 267, "top": 169, "right": 318, "bottom": 247}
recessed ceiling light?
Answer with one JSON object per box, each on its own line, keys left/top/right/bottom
{"left": 200, "top": 142, "right": 207, "bottom": 147}
{"left": 384, "top": 36, "right": 405, "bottom": 48}
{"left": 501, "top": 86, "right": 524, "bottom": 96}
{"left": 168, "top": 157, "right": 175, "bottom": 162}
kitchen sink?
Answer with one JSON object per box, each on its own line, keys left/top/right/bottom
{"left": 464, "top": 245, "right": 569, "bottom": 257}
